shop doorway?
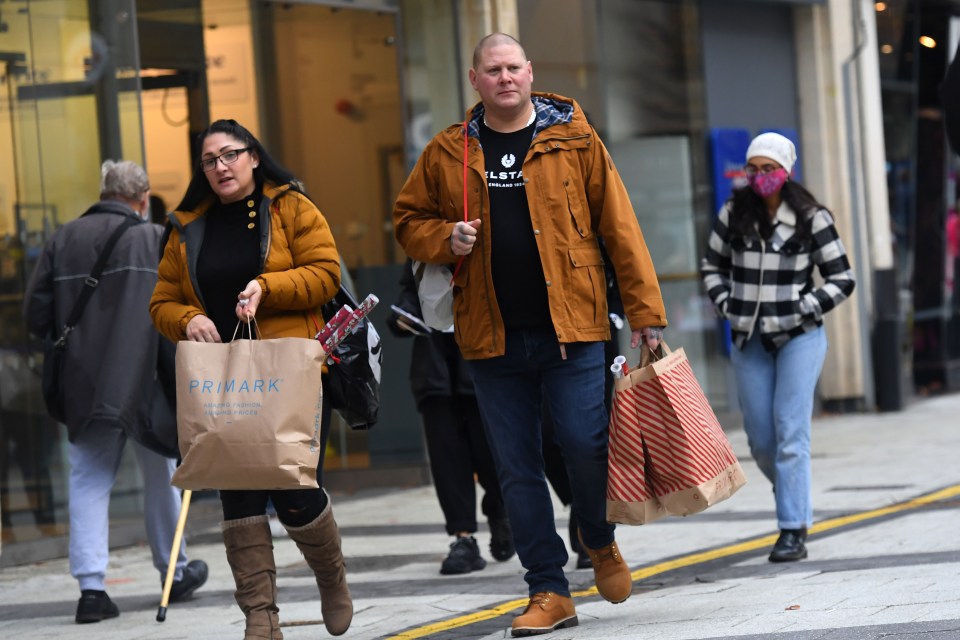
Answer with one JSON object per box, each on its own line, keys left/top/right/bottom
{"left": 257, "top": 2, "right": 419, "bottom": 479}
{"left": 136, "top": 0, "right": 208, "bottom": 218}
{"left": 259, "top": 2, "right": 408, "bottom": 272}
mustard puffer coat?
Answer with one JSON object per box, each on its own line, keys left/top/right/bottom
{"left": 393, "top": 92, "right": 666, "bottom": 360}
{"left": 150, "top": 181, "right": 340, "bottom": 343}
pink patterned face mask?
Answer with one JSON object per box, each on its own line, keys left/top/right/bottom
{"left": 748, "top": 168, "right": 788, "bottom": 198}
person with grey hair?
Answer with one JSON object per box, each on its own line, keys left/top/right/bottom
{"left": 99, "top": 159, "right": 151, "bottom": 202}
{"left": 23, "top": 159, "right": 208, "bottom": 625}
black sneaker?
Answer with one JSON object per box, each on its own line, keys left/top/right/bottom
{"left": 168, "top": 559, "right": 209, "bottom": 601}
{"left": 488, "top": 515, "right": 516, "bottom": 562}
{"left": 440, "top": 536, "right": 487, "bottom": 575}
{"left": 75, "top": 590, "right": 119, "bottom": 624}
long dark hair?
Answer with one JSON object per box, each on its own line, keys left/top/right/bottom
{"left": 727, "top": 180, "right": 824, "bottom": 243}
{"left": 176, "top": 119, "right": 301, "bottom": 211}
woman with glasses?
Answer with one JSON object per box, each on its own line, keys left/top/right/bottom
{"left": 150, "top": 119, "right": 351, "bottom": 638}
{"left": 700, "top": 132, "right": 855, "bottom": 563}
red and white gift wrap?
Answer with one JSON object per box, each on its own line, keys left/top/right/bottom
{"left": 318, "top": 294, "right": 379, "bottom": 357}
{"left": 606, "top": 344, "right": 747, "bottom": 525}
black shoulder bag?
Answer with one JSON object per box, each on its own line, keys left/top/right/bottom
{"left": 42, "top": 217, "right": 138, "bottom": 423}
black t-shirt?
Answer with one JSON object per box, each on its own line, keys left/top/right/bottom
{"left": 479, "top": 121, "right": 552, "bottom": 330}
{"left": 196, "top": 193, "right": 262, "bottom": 341}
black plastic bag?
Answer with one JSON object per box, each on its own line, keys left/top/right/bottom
{"left": 128, "top": 335, "right": 180, "bottom": 458}
{"left": 321, "top": 285, "right": 382, "bottom": 430}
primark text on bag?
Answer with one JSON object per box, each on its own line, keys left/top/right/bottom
{"left": 171, "top": 331, "right": 325, "bottom": 490}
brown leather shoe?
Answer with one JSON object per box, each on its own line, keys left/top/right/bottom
{"left": 579, "top": 532, "right": 632, "bottom": 603}
{"left": 511, "top": 592, "right": 578, "bottom": 637}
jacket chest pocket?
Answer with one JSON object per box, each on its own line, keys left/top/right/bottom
{"left": 730, "top": 236, "right": 756, "bottom": 252}
{"left": 439, "top": 159, "right": 477, "bottom": 222}
{"left": 775, "top": 237, "right": 810, "bottom": 256}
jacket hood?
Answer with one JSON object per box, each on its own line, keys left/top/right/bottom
{"left": 435, "top": 92, "right": 591, "bottom": 155}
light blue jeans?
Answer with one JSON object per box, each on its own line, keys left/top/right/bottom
{"left": 68, "top": 423, "right": 187, "bottom": 591}
{"left": 730, "top": 327, "right": 827, "bottom": 530}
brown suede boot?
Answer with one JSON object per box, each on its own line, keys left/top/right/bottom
{"left": 222, "top": 515, "right": 283, "bottom": 640}
{"left": 579, "top": 531, "right": 632, "bottom": 604}
{"left": 283, "top": 491, "right": 353, "bottom": 636}
{"left": 511, "top": 592, "right": 578, "bottom": 637}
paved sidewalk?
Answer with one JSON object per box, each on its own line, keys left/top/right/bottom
{"left": 1, "top": 393, "right": 959, "bottom": 639}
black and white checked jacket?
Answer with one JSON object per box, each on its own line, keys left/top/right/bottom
{"left": 700, "top": 201, "right": 855, "bottom": 351}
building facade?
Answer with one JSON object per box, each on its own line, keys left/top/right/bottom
{"left": 1, "top": 0, "right": 911, "bottom": 565}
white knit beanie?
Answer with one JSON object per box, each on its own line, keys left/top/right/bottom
{"left": 745, "top": 132, "right": 797, "bottom": 174}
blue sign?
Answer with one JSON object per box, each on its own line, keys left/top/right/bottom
{"left": 708, "top": 128, "right": 751, "bottom": 357}
{"left": 709, "top": 128, "right": 751, "bottom": 215}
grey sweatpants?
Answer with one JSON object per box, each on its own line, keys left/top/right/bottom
{"left": 67, "top": 422, "right": 187, "bottom": 591}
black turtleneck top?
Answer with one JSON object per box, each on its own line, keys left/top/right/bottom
{"left": 196, "top": 191, "right": 262, "bottom": 341}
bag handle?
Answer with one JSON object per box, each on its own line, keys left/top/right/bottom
{"left": 54, "top": 216, "right": 139, "bottom": 348}
{"left": 638, "top": 341, "right": 672, "bottom": 368}
{"left": 230, "top": 317, "right": 261, "bottom": 341}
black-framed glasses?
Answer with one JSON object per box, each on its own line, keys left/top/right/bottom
{"left": 743, "top": 163, "right": 781, "bottom": 178}
{"left": 201, "top": 148, "right": 251, "bottom": 172}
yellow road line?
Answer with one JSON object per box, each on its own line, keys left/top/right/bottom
{"left": 386, "top": 484, "right": 960, "bottom": 639}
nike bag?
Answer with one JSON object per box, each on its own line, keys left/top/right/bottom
{"left": 607, "top": 342, "right": 746, "bottom": 525}
{"left": 171, "top": 330, "right": 325, "bottom": 490}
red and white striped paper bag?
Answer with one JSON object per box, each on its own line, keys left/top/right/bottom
{"left": 607, "top": 343, "right": 746, "bottom": 524}
{"left": 606, "top": 379, "right": 667, "bottom": 525}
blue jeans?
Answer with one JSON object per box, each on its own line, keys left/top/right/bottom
{"left": 467, "top": 329, "right": 614, "bottom": 596}
{"left": 730, "top": 327, "right": 827, "bottom": 530}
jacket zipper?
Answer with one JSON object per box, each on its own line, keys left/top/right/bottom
{"left": 259, "top": 199, "right": 273, "bottom": 272}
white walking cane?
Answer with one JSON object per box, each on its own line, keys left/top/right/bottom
{"left": 156, "top": 489, "right": 192, "bottom": 622}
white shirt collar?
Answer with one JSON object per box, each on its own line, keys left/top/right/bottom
{"left": 773, "top": 201, "right": 796, "bottom": 227}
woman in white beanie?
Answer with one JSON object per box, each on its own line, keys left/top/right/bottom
{"left": 700, "top": 132, "right": 855, "bottom": 562}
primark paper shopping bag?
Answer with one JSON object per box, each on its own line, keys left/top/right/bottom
{"left": 607, "top": 343, "right": 746, "bottom": 524}
{"left": 172, "top": 336, "right": 325, "bottom": 490}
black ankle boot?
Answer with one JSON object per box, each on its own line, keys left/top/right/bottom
{"left": 768, "top": 528, "right": 808, "bottom": 562}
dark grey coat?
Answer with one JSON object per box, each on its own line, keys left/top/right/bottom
{"left": 24, "top": 200, "right": 163, "bottom": 441}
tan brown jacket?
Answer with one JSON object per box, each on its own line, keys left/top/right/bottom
{"left": 393, "top": 92, "right": 666, "bottom": 359}
{"left": 150, "top": 182, "right": 340, "bottom": 344}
